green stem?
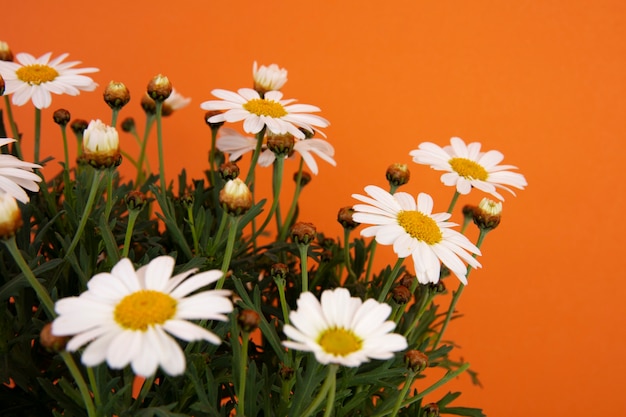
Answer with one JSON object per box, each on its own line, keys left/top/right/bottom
{"left": 34, "top": 107, "right": 41, "bottom": 163}
{"left": 59, "top": 124, "right": 73, "bottom": 202}
{"left": 3, "top": 96, "right": 23, "bottom": 159}
{"left": 154, "top": 101, "right": 167, "bottom": 199}
{"left": 208, "top": 125, "right": 220, "bottom": 187}
{"left": 237, "top": 333, "right": 250, "bottom": 417}
{"left": 59, "top": 351, "right": 98, "bottom": 417}
{"left": 86, "top": 366, "right": 102, "bottom": 410}
{"left": 297, "top": 244, "right": 310, "bottom": 293}
{"left": 278, "top": 158, "right": 305, "bottom": 241}
{"left": 301, "top": 364, "right": 338, "bottom": 417}
{"left": 208, "top": 210, "right": 228, "bottom": 256}
{"left": 111, "top": 109, "right": 119, "bottom": 129}
{"left": 322, "top": 369, "right": 337, "bottom": 417}
{"left": 343, "top": 227, "right": 357, "bottom": 282}
{"left": 121, "top": 209, "right": 141, "bottom": 258}
{"left": 253, "top": 155, "right": 284, "bottom": 239}
{"left": 134, "top": 115, "right": 155, "bottom": 186}
{"left": 186, "top": 204, "right": 200, "bottom": 255}
{"left": 377, "top": 257, "right": 405, "bottom": 302}
{"left": 403, "top": 287, "right": 435, "bottom": 337}
{"left": 401, "top": 363, "right": 471, "bottom": 408}
{"left": 2, "top": 236, "right": 56, "bottom": 318}
{"left": 217, "top": 216, "right": 241, "bottom": 288}
{"left": 364, "top": 240, "right": 378, "bottom": 283}
{"left": 65, "top": 170, "right": 103, "bottom": 259}
{"left": 244, "top": 128, "right": 266, "bottom": 187}
{"left": 275, "top": 277, "right": 290, "bottom": 325}
{"left": 447, "top": 190, "right": 460, "bottom": 214}
{"left": 104, "top": 168, "right": 115, "bottom": 221}
{"left": 388, "top": 372, "right": 416, "bottom": 417}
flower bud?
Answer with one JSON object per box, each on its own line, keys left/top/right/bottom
{"left": 294, "top": 171, "right": 312, "bottom": 187}
{"left": 0, "top": 193, "right": 23, "bottom": 239}
{"left": 82, "top": 119, "right": 122, "bottom": 169}
{"left": 386, "top": 163, "right": 410, "bottom": 187}
{"left": 219, "top": 162, "right": 240, "bottom": 181}
{"left": 472, "top": 198, "right": 502, "bottom": 231}
{"left": 147, "top": 74, "right": 172, "bottom": 102}
{"left": 392, "top": 285, "right": 412, "bottom": 304}
{"left": 270, "top": 263, "right": 289, "bottom": 280}
{"left": 125, "top": 190, "right": 147, "bottom": 211}
{"left": 0, "top": 41, "right": 13, "bottom": 62}
{"left": 237, "top": 309, "right": 261, "bottom": 332}
{"left": 430, "top": 280, "right": 446, "bottom": 294}
{"left": 140, "top": 94, "right": 157, "bottom": 115}
{"left": 291, "top": 222, "right": 316, "bottom": 245}
{"left": 404, "top": 349, "right": 429, "bottom": 372}
{"left": 399, "top": 272, "right": 416, "bottom": 288}
{"left": 219, "top": 178, "right": 252, "bottom": 216}
{"left": 40, "top": 323, "right": 69, "bottom": 352}
{"left": 103, "top": 81, "right": 131, "bottom": 110}
{"left": 52, "top": 109, "right": 71, "bottom": 126}
{"left": 180, "top": 193, "right": 194, "bottom": 208}
{"left": 120, "top": 117, "right": 136, "bottom": 133}
{"left": 422, "top": 403, "right": 440, "bottom": 417}
{"left": 337, "top": 206, "right": 359, "bottom": 230}
{"left": 70, "top": 119, "right": 89, "bottom": 137}
{"left": 253, "top": 61, "right": 288, "bottom": 94}
{"left": 279, "top": 364, "right": 295, "bottom": 379}
{"left": 205, "top": 110, "right": 225, "bottom": 129}
{"left": 266, "top": 131, "right": 295, "bottom": 156}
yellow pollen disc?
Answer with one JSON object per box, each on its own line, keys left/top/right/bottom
{"left": 448, "top": 157, "right": 489, "bottom": 180}
{"left": 318, "top": 328, "right": 363, "bottom": 356}
{"left": 397, "top": 211, "right": 442, "bottom": 245}
{"left": 243, "top": 98, "right": 288, "bottom": 118}
{"left": 114, "top": 290, "right": 177, "bottom": 331}
{"left": 16, "top": 64, "right": 59, "bottom": 85}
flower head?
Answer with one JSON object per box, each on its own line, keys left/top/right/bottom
{"left": 253, "top": 61, "right": 288, "bottom": 94}
{"left": 410, "top": 137, "right": 527, "bottom": 200}
{"left": 0, "top": 138, "right": 41, "bottom": 203}
{"left": 352, "top": 186, "right": 481, "bottom": 284}
{"left": 82, "top": 120, "right": 121, "bottom": 168}
{"left": 0, "top": 52, "right": 98, "bottom": 109}
{"left": 0, "top": 192, "right": 23, "bottom": 239}
{"left": 219, "top": 178, "right": 253, "bottom": 215}
{"left": 200, "top": 88, "right": 329, "bottom": 139}
{"left": 52, "top": 256, "right": 233, "bottom": 377}
{"left": 282, "top": 288, "right": 408, "bottom": 367}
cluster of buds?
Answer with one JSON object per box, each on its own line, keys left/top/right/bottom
{"left": 219, "top": 178, "right": 252, "bottom": 216}
{"left": 81, "top": 119, "right": 122, "bottom": 169}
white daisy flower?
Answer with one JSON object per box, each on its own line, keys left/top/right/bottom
{"left": 0, "top": 138, "right": 42, "bottom": 203}
{"left": 216, "top": 128, "right": 336, "bottom": 174}
{"left": 52, "top": 256, "right": 233, "bottom": 377}
{"left": 282, "top": 288, "right": 407, "bottom": 367}
{"left": 352, "top": 186, "right": 481, "bottom": 285}
{"left": 0, "top": 52, "right": 98, "bottom": 109}
{"left": 200, "top": 88, "right": 329, "bottom": 139}
{"left": 409, "top": 137, "right": 527, "bottom": 201}
{"left": 253, "top": 61, "right": 288, "bottom": 93}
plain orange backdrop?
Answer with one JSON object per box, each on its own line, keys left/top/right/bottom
{"left": 4, "top": 0, "right": 626, "bottom": 415}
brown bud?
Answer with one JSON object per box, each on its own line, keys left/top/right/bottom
{"left": 125, "top": 191, "right": 147, "bottom": 211}
{"left": 140, "top": 94, "right": 157, "bottom": 115}
{"left": 294, "top": 171, "right": 312, "bottom": 187}
{"left": 422, "top": 403, "right": 440, "bottom": 417}
{"left": 472, "top": 198, "right": 502, "bottom": 231}
{"left": 120, "top": 117, "right": 136, "bottom": 133}
{"left": 279, "top": 364, "right": 295, "bottom": 380}
{"left": 399, "top": 272, "right": 416, "bottom": 288}
{"left": 219, "top": 162, "right": 240, "bottom": 181}
{"left": 40, "top": 323, "right": 69, "bottom": 352}
{"left": 146, "top": 74, "right": 172, "bottom": 102}
{"left": 291, "top": 222, "right": 316, "bottom": 245}
{"left": 180, "top": 193, "right": 194, "bottom": 208}
{"left": 237, "top": 309, "right": 261, "bottom": 332}
{"left": 103, "top": 81, "right": 131, "bottom": 110}
{"left": 405, "top": 350, "right": 429, "bottom": 373}
{"left": 392, "top": 285, "right": 412, "bottom": 304}
{"left": 266, "top": 131, "right": 295, "bottom": 156}
{"left": 52, "top": 109, "right": 71, "bottom": 126}
{"left": 205, "top": 110, "right": 225, "bottom": 129}
{"left": 0, "top": 41, "right": 13, "bottom": 62}
{"left": 386, "top": 163, "right": 410, "bottom": 187}
{"left": 270, "top": 263, "right": 289, "bottom": 280}
{"left": 337, "top": 206, "right": 359, "bottom": 230}
{"left": 219, "top": 179, "right": 253, "bottom": 216}
{"left": 70, "top": 119, "right": 89, "bottom": 137}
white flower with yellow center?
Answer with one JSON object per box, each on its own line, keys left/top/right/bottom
{"left": 282, "top": 288, "right": 407, "bottom": 367}
{"left": 352, "top": 186, "right": 481, "bottom": 284}
{"left": 0, "top": 138, "right": 42, "bottom": 203}
{"left": 51, "top": 256, "right": 233, "bottom": 377}
{"left": 253, "top": 61, "right": 288, "bottom": 93}
{"left": 216, "top": 128, "right": 336, "bottom": 174}
{"left": 0, "top": 52, "right": 98, "bottom": 109}
{"left": 200, "top": 88, "right": 329, "bottom": 139}
{"left": 410, "top": 137, "right": 527, "bottom": 200}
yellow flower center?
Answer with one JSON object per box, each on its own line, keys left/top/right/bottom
{"left": 318, "top": 328, "right": 363, "bottom": 356}
{"left": 397, "top": 211, "right": 442, "bottom": 245}
{"left": 243, "top": 98, "right": 288, "bottom": 118}
{"left": 448, "top": 157, "right": 488, "bottom": 180}
{"left": 16, "top": 64, "right": 59, "bottom": 85}
{"left": 114, "top": 290, "right": 177, "bottom": 331}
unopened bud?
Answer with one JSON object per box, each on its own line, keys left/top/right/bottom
{"left": 430, "top": 280, "right": 446, "bottom": 294}
{"left": 120, "top": 117, "right": 136, "bottom": 133}
{"left": 0, "top": 41, "right": 13, "bottom": 62}
{"left": 82, "top": 119, "right": 122, "bottom": 169}
{"left": 219, "top": 162, "right": 240, "bottom": 181}
{"left": 205, "top": 110, "right": 225, "bottom": 129}
{"left": 52, "top": 109, "right": 71, "bottom": 126}
{"left": 40, "top": 323, "right": 69, "bottom": 352}
{"left": 219, "top": 178, "right": 252, "bottom": 216}
{"left": 266, "top": 131, "right": 295, "bottom": 156}
{"left": 386, "top": 163, "right": 410, "bottom": 187}
{"left": 103, "top": 81, "right": 131, "bottom": 110}
{"left": 147, "top": 74, "right": 172, "bottom": 102}
{"left": 279, "top": 364, "right": 295, "bottom": 380}
{"left": 422, "top": 403, "right": 440, "bottom": 417}
{"left": 70, "top": 119, "right": 89, "bottom": 137}
{"left": 140, "top": 94, "right": 157, "bottom": 115}
{"left": 0, "top": 193, "right": 22, "bottom": 239}
{"left": 270, "top": 263, "right": 289, "bottom": 280}
{"left": 399, "top": 272, "right": 416, "bottom": 288}
{"left": 404, "top": 350, "right": 429, "bottom": 372}
{"left": 237, "top": 309, "right": 261, "bottom": 332}
{"left": 337, "top": 206, "right": 359, "bottom": 230}
{"left": 392, "top": 285, "right": 412, "bottom": 304}
{"left": 291, "top": 222, "right": 316, "bottom": 245}
{"left": 253, "top": 61, "right": 288, "bottom": 94}
{"left": 180, "top": 193, "right": 194, "bottom": 208}
{"left": 125, "top": 191, "right": 147, "bottom": 211}
{"left": 473, "top": 198, "right": 502, "bottom": 231}
{"left": 294, "top": 171, "right": 312, "bottom": 187}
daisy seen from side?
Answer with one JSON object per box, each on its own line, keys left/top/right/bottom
{"left": 52, "top": 256, "right": 233, "bottom": 377}
{"left": 410, "top": 137, "right": 527, "bottom": 200}
{"left": 200, "top": 88, "right": 329, "bottom": 139}
{"left": 352, "top": 186, "right": 481, "bottom": 285}
{"left": 0, "top": 52, "right": 98, "bottom": 109}
{"left": 282, "top": 288, "right": 408, "bottom": 367}
{"left": 253, "top": 61, "right": 288, "bottom": 93}
{"left": 0, "top": 138, "right": 41, "bottom": 203}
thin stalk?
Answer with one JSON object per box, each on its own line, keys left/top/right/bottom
{"left": 59, "top": 124, "right": 72, "bottom": 203}
{"left": 134, "top": 115, "right": 155, "bottom": 186}
{"left": 104, "top": 168, "right": 115, "bottom": 221}
{"left": 253, "top": 155, "right": 284, "bottom": 238}
{"left": 343, "top": 227, "right": 357, "bottom": 282}
{"left": 364, "top": 240, "right": 378, "bottom": 283}
{"left": 237, "top": 333, "right": 250, "bottom": 417}
{"left": 447, "top": 190, "right": 461, "bottom": 214}
{"left": 275, "top": 277, "right": 290, "bottom": 325}
{"left": 86, "top": 367, "right": 102, "bottom": 410}
{"left": 217, "top": 216, "right": 241, "bottom": 288}
{"left": 377, "top": 258, "right": 405, "bottom": 302}
{"left": 186, "top": 204, "right": 200, "bottom": 255}
{"left": 208, "top": 210, "right": 228, "bottom": 256}
{"left": 322, "top": 369, "right": 337, "bottom": 417}
{"left": 403, "top": 287, "right": 435, "bottom": 337}
{"left": 34, "top": 108, "right": 41, "bottom": 163}
{"left": 278, "top": 158, "right": 305, "bottom": 241}
{"left": 59, "top": 351, "right": 98, "bottom": 417}
{"left": 208, "top": 125, "right": 220, "bottom": 187}
{"left": 154, "top": 101, "right": 167, "bottom": 199}
{"left": 401, "top": 363, "right": 470, "bottom": 408}
{"left": 297, "top": 244, "right": 310, "bottom": 292}
{"left": 244, "top": 128, "right": 266, "bottom": 187}
{"left": 111, "top": 109, "right": 119, "bottom": 129}
{"left": 3, "top": 96, "right": 23, "bottom": 159}
{"left": 301, "top": 364, "right": 338, "bottom": 417}
{"left": 121, "top": 209, "right": 141, "bottom": 258}
{"left": 388, "top": 372, "right": 417, "bottom": 417}
{"left": 65, "top": 170, "right": 103, "bottom": 259}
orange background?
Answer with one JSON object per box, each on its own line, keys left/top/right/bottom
{"left": 5, "top": 0, "right": 626, "bottom": 415}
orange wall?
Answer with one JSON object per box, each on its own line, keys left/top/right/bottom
{"left": 5, "top": 1, "right": 626, "bottom": 415}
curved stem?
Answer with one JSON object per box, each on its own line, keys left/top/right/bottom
{"left": 208, "top": 210, "right": 228, "bottom": 256}
{"left": 388, "top": 372, "right": 416, "bottom": 417}
{"left": 301, "top": 364, "right": 338, "bottom": 417}
{"left": 121, "top": 209, "right": 141, "bottom": 259}
{"left": 364, "top": 240, "right": 378, "bottom": 283}
{"left": 65, "top": 170, "right": 103, "bottom": 259}
{"left": 186, "top": 205, "right": 200, "bottom": 255}
{"left": 104, "top": 168, "right": 115, "bottom": 221}
{"left": 377, "top": 257, "right": 405, "bottom": 302}
{"left": 59, "top": 124, "right": 72, "bottom": 203}
{"left": 217, "top": 216, "right": 241, "bottom": 288}
{"left": 253, "top": 155, "right": 284, "bottom": 239}
{"left": 447, "top": 190, "right": 461, "bottom": 214}
{"left": 274, "top": 277, "right": 290, "bottom": 325}
{"left": 343, "top": 228, "right": 357, "bottom": 282}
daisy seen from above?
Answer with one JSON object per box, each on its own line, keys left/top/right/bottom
{"left": 352, "top": 186, "right": 481, "bottom": 285}
{"left": 0, "top": 52, "right": 98, "bottom": 109}
{"left": 282, "top": 288, "right": 408, "bottom": 367}
{"left": 216, "top": 128, "right": 336, "bottom": 175}
{"left": 0, "top": 138, "right": 42, "bottom": 203}
{"left": 52, "top": 256, "right": 233, "bottom": 377}
{"left": 200, "top": 88, "right": 329, "bottom": 139}
{"left": 409, "top": 137, "right": 527, "bottom": 201}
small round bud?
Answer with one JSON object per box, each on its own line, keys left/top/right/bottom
{"left": 52, "top": 109, "right": 71, "bottom": 126}
{"left": 294, "top": 171, "right": 312, "bottom": 187}
{"left": 219, "top": 162, "right": 240, "bottom": 181}
{"left": 237, "top": 309, "right": 261, "bottom": 332}
{"left": 147, "top": 74, "right": 172, "bottom": 102}
{"left": 125, "top": 191, "right": 147, "bottom": 211}
{"left": 472, "top": 198, "right": 502, "bottom": 231}
{"left": 337, "top": 206, "right": 359, "bottom": 230}
{"left": 404, "top": 349, "right": 429, "bottom": 372}
{"left": 253, "top": 61, "right": 288, "bottom": 94}
{"left": 279, "top": 364, "right": 295, "bottom": 380}
{"left": 140, "top": 94, "right": 157, "bottom": 115}
{"left": 0, "top": 74, "right": 5, "bottom": 96}
{"left": 386, "top": 163, "right": 411, "bottom": 187}
{"left": 219, "top": 178, "right": 253, "bottom": 216}
{"left": 0, "top": 41, "right": 13, "bottom": 62}
{"left": 0, "top": 193, "right": 23, "bottom": 239}
{"left": 422, "top": 403, "right": 440, "bottom": 417}
{"left": 120, "top": 117, "right": 136, "bottom": 133}
{"left": 205, "top": 110, "right": 225, "bottom": 129}
{"left": 399, "top": 272, "right": 416, "bottom": 288}
{"left": 291, "top": 222, "right": 316, "bottom": 245}
{"left": 82, "top": 119, "right": 122, "bottom": 169}
{"left": 180, "top": 193, "right": 194, "bottom": 208}
{"left": 70, "top": 119, "right": 89, "bottom": 137}
{"left": 392, "top": 285, "right": 412, "bottom": 304}
{"left": 103, "top": 81, "right": 131, "bottom": 110}
{"left": 270, "top": 263, "right": 289, "bottom": 280}
{"left": 266, "top": 131, "right": 295, "bottom": 156}
{"left": 40, "top": 323, "right": 69, "bottom": 352}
